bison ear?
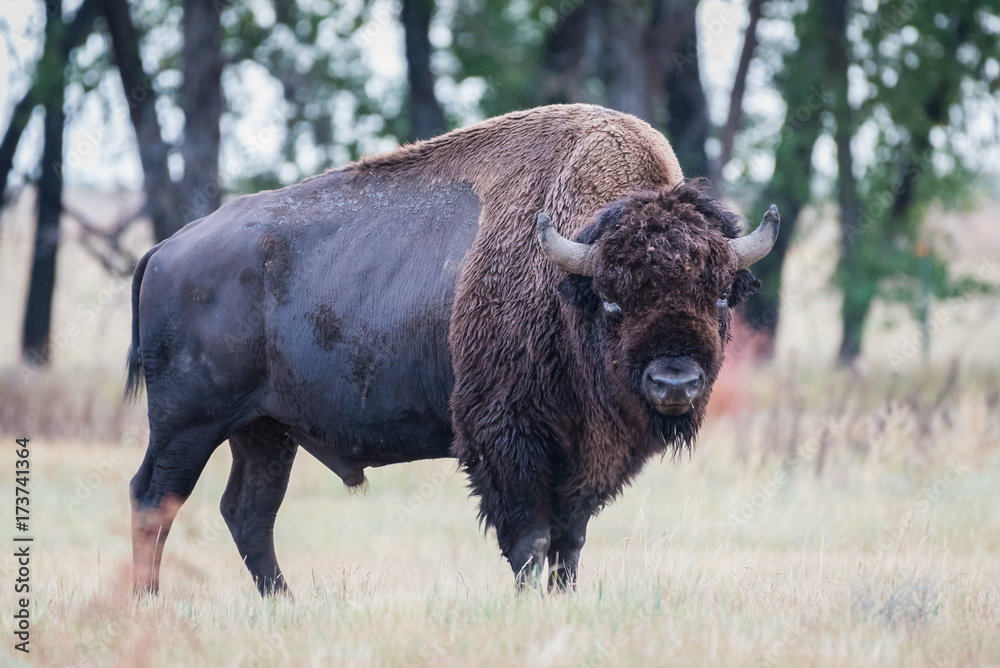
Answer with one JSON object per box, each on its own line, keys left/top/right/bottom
{"left": 557, "top": 274, "right": 602, "bottom": 318}
{"left": 580, "top": 201, "right": 625, "bottom": 244}
{"left": 728, "top": 269, "right": 762, "bottom": 308}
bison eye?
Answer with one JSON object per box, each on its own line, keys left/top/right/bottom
{"left": 603, "top": 301, "right": 622, "bottom": 316}
{"left": 716, "top": 293, "right": 729, "bottom": 309}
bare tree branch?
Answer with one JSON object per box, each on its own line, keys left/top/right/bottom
{"left": 63, "top": 204, "right": 142, "bottom": 277}
{"left": 713, "top": 0, "right": 764, "bottom": 190}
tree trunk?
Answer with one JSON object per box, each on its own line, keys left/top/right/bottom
{"left": 660, "top": 0, "right": 709, "bottom": 178}
{"left": 604, "top": 0, "right": 655, "bottom": 122}
{"left": 713, "top": 0, "right": 764, "bottom": 190}
{"left": 740, "top": 118, "right": 821, "bottom": 344}
{"left": 829, "top": 0, "right": 864, "bottom": 364}
{"left": 741, "top": 0, "right": 827, "bottom": 344}
{"left": 543, "top": 0, "right": 699, "bottom": 142}
{"left": 180, "top": 0, "right": 223, "bottom": 221}
{"left": 542, "top": 0, "right": 603, "bottom": 104}
{"left": 22, "top": 0, "right": 67, "bottom": 366}
{"left": 838, "top": 291, "right": 872, "bottom": 364}
{"left": 0, "top": 0, "right": 98, "bottom": 213}
{"left": 402, "top": 0, "right": 447, "bottom": 140}
{"left": 0, "top": 91, "right": 36, "bottom": 209}
{"left": 102, "top": 0, "right": 185, "bottom": 242}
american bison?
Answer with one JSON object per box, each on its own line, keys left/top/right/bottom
{"left": 125, "top": 104, "right": 777, "bottom": 595}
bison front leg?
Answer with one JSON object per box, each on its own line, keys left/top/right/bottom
{"left": 462, "top": 436, "right": 553, "bottom": 589}
{"left": 547, "top": 503, "right": 591, "bottom": 591}
{"left": 508, "top": 526, "right": 552, "bottom": 589}
{"left": 221, "top": 419, "right": 298, "bottom": 596}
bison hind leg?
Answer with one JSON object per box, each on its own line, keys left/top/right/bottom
{"left": 131, "top": 424, "right": 223, "bottom": 595}
{"left": 221, "top": 418, "right": 298, "bottom": 596}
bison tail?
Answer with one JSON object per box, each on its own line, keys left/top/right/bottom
{"left": 124, "top": 247, "right": 156, "bottom": 404}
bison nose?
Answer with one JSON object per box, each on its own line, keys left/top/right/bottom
{"left": 645, "top": 370, "right": 703, "bottom": 403}
{"left": 642, "top": 360, "right": 704, "bottom": 415}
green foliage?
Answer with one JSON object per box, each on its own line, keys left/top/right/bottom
{"left": 742, "top": 0, "right": 829, "bottom": 331}
{"left": 60, "top": 0, "right": 401, "bottom": 193}
{"left": 449, "top": 0, "right": 554, "bottom": 118}
{"left": 748, "top": 0, "right": 998, "bottom": 349}
{"left": 838, "top": 0, "right": 1000, "bottom": 319}
{"left": 30, "top": 0, "right": 1000, "bottom": 343}
{"left": 219, "top": 0, "right": 398, "bottom": 189}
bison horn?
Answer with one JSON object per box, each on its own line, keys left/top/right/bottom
{"left": 536, "top": 212, "right": 600, "bottom": 277}
{"left": 729, "top": 204, "right": 780, "bottom": 269}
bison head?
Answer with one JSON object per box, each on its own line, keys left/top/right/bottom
{"left": 537, "top": 181, "right": 778, "bottom": 449}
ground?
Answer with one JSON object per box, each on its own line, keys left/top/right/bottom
{"left": 0, "top": 188, "right": 998, "bottom": 666}
{"left": 1, "top": 369, "right": 998, "bottom": 667}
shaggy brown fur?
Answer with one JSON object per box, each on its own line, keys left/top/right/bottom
{"left": 352, "top": 104, "right": 758, "bottom": 583}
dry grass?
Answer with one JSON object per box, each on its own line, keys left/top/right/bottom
{"left": 1, "top": 368, "right": 998, "bottom": 667}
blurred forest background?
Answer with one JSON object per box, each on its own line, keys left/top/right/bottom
{"left": 0, "top": 0, "right": 998, "bottom": 391}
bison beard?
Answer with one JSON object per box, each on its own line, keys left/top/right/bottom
{"left": 124, "top": 104, "right": 775, "bottom": 596}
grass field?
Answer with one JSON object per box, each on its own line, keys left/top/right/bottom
{"left": 1, "top": 369, "right": 998, "bottom": 667}
{"left": 0, "top": 189, "right": 998, "bottom": 666}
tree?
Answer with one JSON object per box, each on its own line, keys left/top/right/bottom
{"left": 451, "top": 0, "right": 716, "bottom": 177}
{"left": 659, "top": 0, "right": 710, "bottom": 178}
{"left": 102, "top": 0, "right": 186, "bottom": 242}
{"left": 221, "top": 1, "right": 395, "bottom": 191}
{"left": 745, "top": 0, "right": 999, "bottom": 362}
{"left": 449, "top": 0, "right": 551, "bottom": 119}
{"left": 827, "top": 0, "right": 862, "bottom": 363}
{"left": 104, "top": 0, "right": 223, "bottom": 238}
{"left": 833, "top": 0, "right": 1000, "bottom": 363}
{"left": 742, "top": 0, "right": 832, "bottom": 341}
{"left": 180, "top": 0, "right": 223, "bottom": 221}
{"left": 0, "top": 0, "right": 98, "bottom": 212}
{"left": 402, "top": 0, "right": 447, "bottom": 140}
{"left": 712, "top": 0, "right": 764, "bottom": 188}
{"left": 3, "top": 0, "right": 398, "bottom": 364}
{"left": 21, "top": 0, "right": 68, "bottom": 365}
